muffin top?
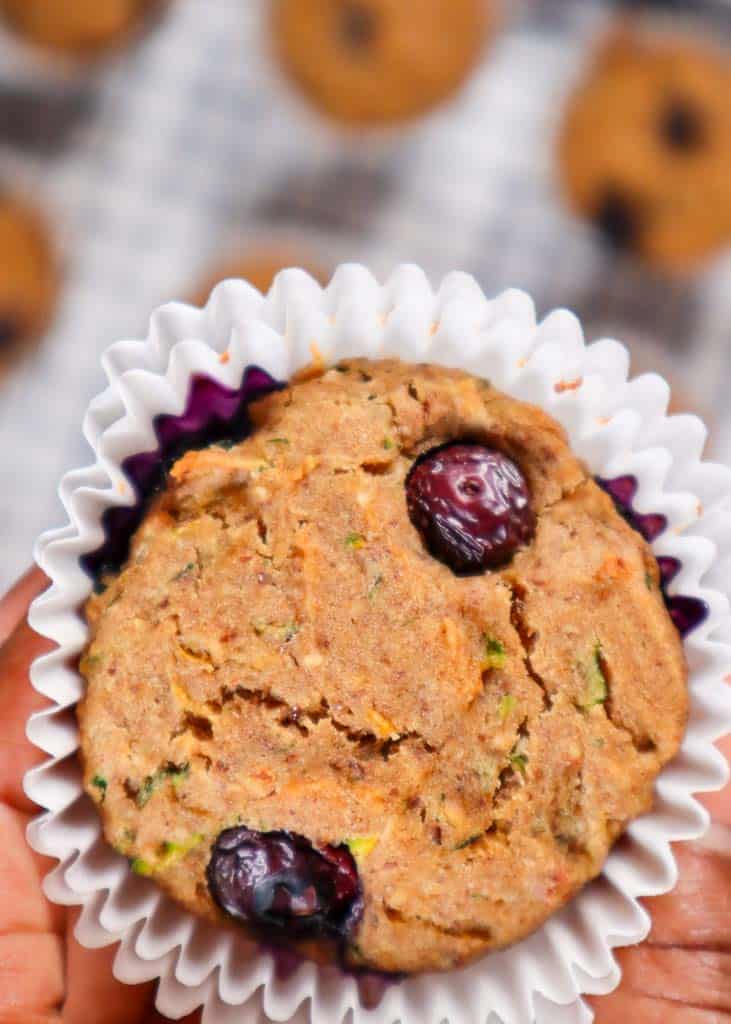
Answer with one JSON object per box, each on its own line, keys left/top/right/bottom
{"left": 78, "top": 359, "right": 687, "bottom": 974}
{"left": 271, "top": 0, "right": 493, "bottom": 126}
{"left": 559, "top": 25, "right": 731, "bottom": 272}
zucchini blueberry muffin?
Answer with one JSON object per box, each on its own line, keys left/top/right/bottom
{"left": 0, "top": 0, "right": 161, "bottom": 56}
{"left": 271, "top": 0, "right": 494, "bottom": 127}
{"left": 0, "top": 192, "right": 57, "bottom": 373}
{"left": 559, "top": 25, "right": 731, "bottom": 272}
{"left": 78, "top": 360, "right": 688, "bottom": 974}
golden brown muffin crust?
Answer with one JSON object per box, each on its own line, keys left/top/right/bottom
{"left": 78, "top": 359, "right": 687, "bottom": 973}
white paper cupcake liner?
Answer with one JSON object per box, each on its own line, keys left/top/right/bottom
{"left": 26, "top": 265, "right": 731, "bottom": 1024}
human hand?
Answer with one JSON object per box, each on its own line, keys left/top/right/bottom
{"left": 587, "top": 760, "right": 731, "bottom": 1022}
{"left": 1, "top": 569, "right": 729, "bottom": 1022}
{"left": 0, "top": 568, "right": 201, "bottom": 1024}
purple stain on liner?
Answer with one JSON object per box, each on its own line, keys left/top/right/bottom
{"left": 81, "top": 367, "right": 283, "bottom": 583}
{"left": 264, "top": 942, "right": 402, "bottom": 1001}
{"left": 666, "top": 595, "right": 708, "bottom": 637}
{"left": 266, "top": 944, "right": 304, "bottom": 982}
{"left": 656, "top": 555, "right": 681, "bottom": 589}
{"left": 597, "top": 475, "right": 667, "bottom": 543}
{"left": 597, "top": 476, "right": 708, "bottom": 636}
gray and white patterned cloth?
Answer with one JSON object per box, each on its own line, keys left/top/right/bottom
{"left": 0, "top": 0, "right": 730, "bottom": 594}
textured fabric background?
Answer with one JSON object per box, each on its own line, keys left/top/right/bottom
{"left": 0, "top": 0, "right": 729, "bottom": 593}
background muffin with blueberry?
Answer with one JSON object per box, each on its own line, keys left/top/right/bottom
{"left": 271, "top": 0, "right": 497, "bottom": 127}
{"left": 558, "top": 23, "right": 731, "bottom": 273}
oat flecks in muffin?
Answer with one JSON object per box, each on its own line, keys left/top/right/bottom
{"left": 78, "top": 359, "right": 688, "bottom": 974}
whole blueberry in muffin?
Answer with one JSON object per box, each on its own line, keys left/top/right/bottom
{"left": 406, "top": 443, "right": 535, "bottom": 573}
{"left": 79, "top": 359, "right": 687, "bottom": 973}
{"left": 207, "top": 827, "right": 361, "bottom": 939}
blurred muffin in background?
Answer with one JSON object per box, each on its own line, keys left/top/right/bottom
{"left": 190, "top": 246, "right": 328, "bottom": 306}
{"left": 271, "top": 0, "right": 495, "bottom": 127}
{"left": 0, "top": 0, "right": 163, "bottom": 57}
{"left": 0, "top": 192, "right": 58, "bottom": 374}
{"left": 559, "top": 24, "right": 731, "bottom": 273}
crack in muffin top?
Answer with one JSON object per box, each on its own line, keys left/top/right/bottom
{"left": 78, "top": 359, "right": 687, "bottom": 974}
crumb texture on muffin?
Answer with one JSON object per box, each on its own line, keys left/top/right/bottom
{"left": 559, "top": 25, "right": 731, "bottom": 272}
{"left": 78, "top": 359, "right": 687, "bottom": 974}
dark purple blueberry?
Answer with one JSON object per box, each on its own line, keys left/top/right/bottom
{"left": 660, "top": 97, "right": 705, "bottom": 152}
{"left": 406, "top": 443, "right": 535, "bottom": 574}
{"left": 339, "top": 3, "right": 378, "bottom": 50}
{"left": 207, "top": 827, "right": 361, "bottom": 939}
{"left": 0, "top": 316, "right": 20, "bottom": 350}
{"left": 594, "top": 190, "right": 639, "bottom": 252}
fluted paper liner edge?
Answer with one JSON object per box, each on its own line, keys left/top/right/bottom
{"left": 25, "top": 265, "right": 731, "bottom": 1024}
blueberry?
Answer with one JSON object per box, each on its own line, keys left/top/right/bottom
{"left": 660, "top": 97, "right": 705, "bottom": 151}
{"left": 207, "top": 827, "right": 361, "bottom": 939}
{"left": 406, "top": 443, "right": 535, "bottom": 574}
{"left": 339, "top": 3, "right": 378, "bottom": 50}
{"left": 594, "top": 190, "right": 638, "bottom": 252}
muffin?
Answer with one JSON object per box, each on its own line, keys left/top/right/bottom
{"left": 78, "top": 359, "right": 687, "bottom": 975}
{"left": 0, "top": 192, "right": 58, "bottom": 372}
{"left": 270, "top": 0, "right": 495, "bottom": 127}
{"left": 190, "top": 248, "right": 327, "bottom": 306}
{"left": 559, "top": 24, "right": 731, "bottom": 272}
{"left": 0, "top": 0, "right": 162, "bottom": 57}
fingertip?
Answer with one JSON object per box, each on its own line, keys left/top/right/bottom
{"left": 697, "top": 733, "right": 731, "bottom": 827}
{"left": 63, "top": 912, "right": 155, "bottom": 1024}
{"left": 0, "top": 567, "right": 49, "bottom": 648}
